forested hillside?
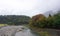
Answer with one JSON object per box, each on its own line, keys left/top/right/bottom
{"left": 0, "top": 15, "right": 31, "bottom": 25}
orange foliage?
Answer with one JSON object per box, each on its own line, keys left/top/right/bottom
{"left": 32, "top": 14, "right": 46, "bottom": 21}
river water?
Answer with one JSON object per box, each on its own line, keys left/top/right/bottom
{"left": 15, "top": 29, "right": 39, "bottom": 36}
{"left": 0, "top": 26, "right": 59, "bottom": 36}
{"left": 0, "top": 26, "right": 40, "bottom": 36}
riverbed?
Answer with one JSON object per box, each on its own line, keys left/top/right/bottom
{"left": 0, "top": 26, "right": 40, "bottom": 36}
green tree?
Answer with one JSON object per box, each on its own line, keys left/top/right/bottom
{"left": 46, "top": 14, "right": 54, "bottom": 28}
{"left": 53, "top": 12, "right": 60, "bottom": 29}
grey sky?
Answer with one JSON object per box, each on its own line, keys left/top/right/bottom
{"left": 0, "top": 0, "right": 60, "bottom": 17}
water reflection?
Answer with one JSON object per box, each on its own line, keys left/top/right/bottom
{"left": 15, "top": 28, "right": 39, "bottom": 36}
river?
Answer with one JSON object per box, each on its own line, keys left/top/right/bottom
{"left": 0, "top": 25, "right": 60, "bottom": 36}
{"left": 0, "top": 26, "right": 40, "bottom": 36}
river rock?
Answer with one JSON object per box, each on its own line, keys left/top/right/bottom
{"left": 0, "top": 26, "right": 24, "bottom": 36}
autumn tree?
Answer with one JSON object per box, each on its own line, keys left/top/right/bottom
{"left": 29, "top": 14, "right": 47, "bottom": 28}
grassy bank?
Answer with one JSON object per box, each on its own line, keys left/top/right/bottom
{"left": 30, "top": 27, "right": 57, "bottom": 36}
{"left": 0, "top": 24, "right": 8, "bottom": 26}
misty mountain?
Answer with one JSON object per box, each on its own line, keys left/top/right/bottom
{"left": 43, "top": 10, "right": 60, "bottom": 17}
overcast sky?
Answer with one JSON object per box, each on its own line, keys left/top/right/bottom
{"left": 0, "top": 0, "right": 60, "bottom": 17}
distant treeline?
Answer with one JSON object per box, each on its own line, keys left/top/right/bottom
{"left": 0, "top": 15, "right": 31, "bottom": 25}
{"left": 29, "top": 11, "right": 60, "bottom": 29}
